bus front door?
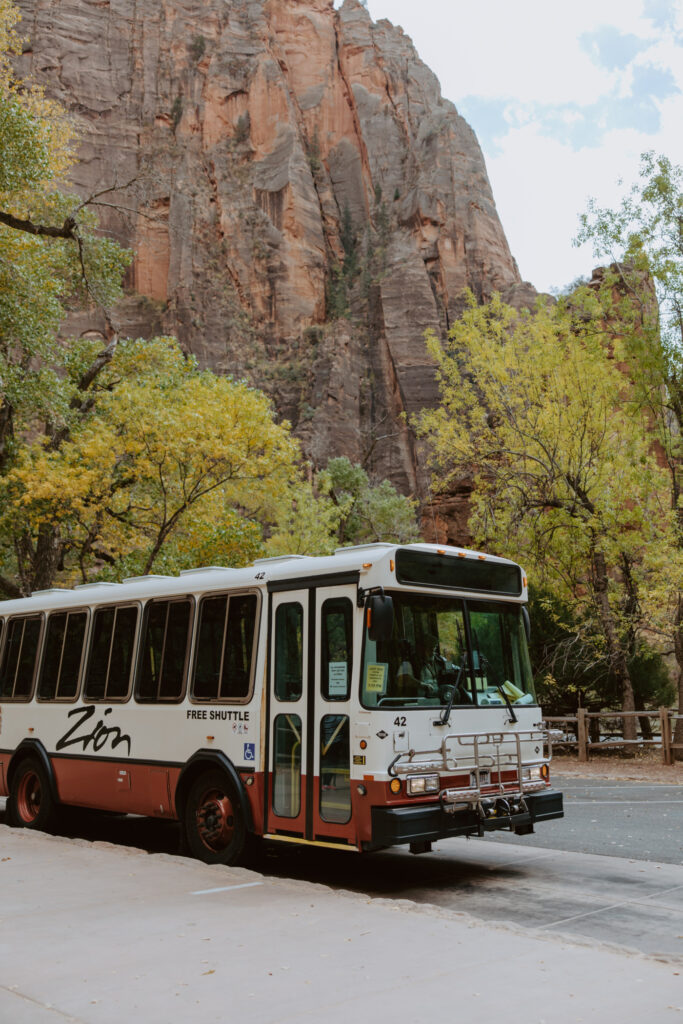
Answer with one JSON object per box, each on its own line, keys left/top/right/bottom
{"left": 265, "top": 586, "right": 356, "bottom": 847}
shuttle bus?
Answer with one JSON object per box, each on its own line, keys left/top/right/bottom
{"left": 0, "top": 543, "right": 563, "bottom": 863}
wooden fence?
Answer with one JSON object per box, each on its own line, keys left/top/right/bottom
{"left": 543, "top": 710, "right": 683, "bottom": 764}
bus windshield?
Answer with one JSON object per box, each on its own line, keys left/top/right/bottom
{"left": 361, "top": 593, "right": 536, "bottom": 710}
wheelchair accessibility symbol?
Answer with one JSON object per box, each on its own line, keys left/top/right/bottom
{"left": 244, "top": 742, "right": 255, "bottom": 762}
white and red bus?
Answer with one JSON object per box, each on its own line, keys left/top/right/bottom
{"left": 0, "top": 543, "right": 563, "bottom": 863}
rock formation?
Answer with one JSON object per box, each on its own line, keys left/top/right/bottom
{"left": 15, "top": 0, "right": 532, "bottom": 540}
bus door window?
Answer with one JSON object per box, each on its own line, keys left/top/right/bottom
{"left": 319, "top": 714, "right": 350, "bottom": 823}
{"left": 274, "top": 602, "right": 303, "bottom": 700}
{"left": 84, "top": 605, "right": 138, "bottom": 701}
{"left": 38, "top": 611, "right": 87, "bottom": 701}
{"left": 272, "top": 713, "right": 302, "bottom": 818}
{"left": 321, "top": 598, "right": 352, "bottom": 701}
{"left": 136, "top": 598, "right": 192, "bottom": 703}
{"left": 272, "top": 602, "right": 304, "bottom": 819}
{"left": 0, "top": 616, "right": 42, "bottom": 701}
{"left": 192, "top": 592, "right": 258, "bottom": 703}
{"left": 319, "top": 597, "right": 352, "bottom": 823}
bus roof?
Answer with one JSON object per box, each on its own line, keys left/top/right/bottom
{"left": 0, "top": 543, "right": 526, "bottom": 614}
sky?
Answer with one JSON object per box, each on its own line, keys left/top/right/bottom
{"left": 335, "top": 0, "right": 683, "bottom": 294}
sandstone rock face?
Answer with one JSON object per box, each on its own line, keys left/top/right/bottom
{"left": 16, "top": 0, "right": 526, "bottom": 534}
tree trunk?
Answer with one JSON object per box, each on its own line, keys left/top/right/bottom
{"left": 592, "top": 546, "right": 638, "bottom": 740}
{"left": 634, "top": 695, "right": 653, "bottom": 740}
{"left": 16, "top": 523, "right": 63, "bottom": 596}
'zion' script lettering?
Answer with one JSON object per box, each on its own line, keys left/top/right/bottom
{"left": 56, "top": 706, "right": 132, "bottom": 756}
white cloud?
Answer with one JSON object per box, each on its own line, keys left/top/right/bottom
{"left": 341, "top": 0, "right": 683, "bottom": 293}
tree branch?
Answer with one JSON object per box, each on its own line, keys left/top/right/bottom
{"left": 0, "top": 209, "right": 78, "bottom": 239}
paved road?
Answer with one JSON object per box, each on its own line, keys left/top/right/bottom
{"left": 1, "top": 776, "right": 681, "bottom": 958}
{"left": 486, "top": 775, "right": 683, "bottom": 865}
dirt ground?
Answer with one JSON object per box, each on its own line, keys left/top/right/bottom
{"left": 551, "top": 748, "right": 683, "bottom": 783}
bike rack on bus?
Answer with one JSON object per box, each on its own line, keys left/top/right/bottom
{"left": 387, "top": 728, "right": 552, "bottom": 820}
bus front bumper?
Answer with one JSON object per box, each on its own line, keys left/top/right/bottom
{"left": 365, "top": 789, "right": 564, "bottom": 851}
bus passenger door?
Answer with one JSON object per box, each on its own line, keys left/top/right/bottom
{"left": 265, "top": 591, "right": 309, "bottom": 838}
{"left": 310, "top": 586, "right": 355, "bottom": 844}
{"left": 265, "top": 584, "right": 356, "bottom": 846}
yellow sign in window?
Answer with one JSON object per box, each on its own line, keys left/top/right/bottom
{"left": 365, "top": 663, "right": 388, "bottom": 694}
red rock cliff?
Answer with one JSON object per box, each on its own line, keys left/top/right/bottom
{"left": 16, "top": 0, "right": 529, "bottom": 531}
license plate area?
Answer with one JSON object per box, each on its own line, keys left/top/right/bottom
{"left": 470, "top": 769, "right": 490, "bottom": 787}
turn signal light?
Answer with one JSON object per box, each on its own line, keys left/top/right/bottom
{"left": 389, "top": 778, "right": 402, "bottom": 795}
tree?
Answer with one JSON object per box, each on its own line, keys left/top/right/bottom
{"left": 0, "top": 1, "right": 376, "bottom": 592}
{"left": 418, "top": 292, "right": 675, "bottom": 737}
{"left": 0, "top": 0, "right": 136, "bottom": 594}
{"left": 0, "top": 337, "right": 315, "bottom": 590}
{"left": 0, "top": 0, "right": 130, "bottom": 461}
{"left": 323, "top": 456, "right": 420, "bottom": 547}
{"left": 577, "top": 152, "right": 683, "bottom": 752}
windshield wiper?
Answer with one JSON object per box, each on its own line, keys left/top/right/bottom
{"left": 495, "top": 682, "right": 518, "bottom": 724}
{"left": 434, "top": 659, "right": 465, "bottom": 727}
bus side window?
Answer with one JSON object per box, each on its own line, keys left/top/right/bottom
{"left": 274, "top": 602, "right": 303, "bottom": 701}
{"left": 321, "top": 598, "right": 352, "bottom": 701}
{"left": 136, "top": 598, "right": 192, "bottom": 703}
{"left": 0, "top": 616, "right": 42, "bottom": 701}
{"left": 192, "top": 596, "right": 226, "bottom": 701}
{"left": 84, "top": 605, "right": 138, "bottom": 702}
{"left": 191, "top": 592, "right": 258, "bottom": 703}
{"left": 222, "top": 594, "right": 257, "bottom": 700}
{"left": 38, "top": 611, "right": 87, "bottom": 701}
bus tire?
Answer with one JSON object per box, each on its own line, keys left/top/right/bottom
{"left": 184, "top": 769, "right": 247, "bottom": 865}
{"left": 7, "top": 758, "right": 57, "bottom": 832}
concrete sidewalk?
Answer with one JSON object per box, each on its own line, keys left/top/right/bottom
{"left": 0, "top": 826, "right": 681, "bottom": 1024}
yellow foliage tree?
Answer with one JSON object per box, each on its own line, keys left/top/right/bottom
{"left": 418, "top": 293, "right": 677, "bottom": 735}
{"left": 0, "top": 338, "right": 334, "bottom": 588}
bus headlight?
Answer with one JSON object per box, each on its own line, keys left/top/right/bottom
{"left": 406, "top": 774, "right": 440, "bottom": 796}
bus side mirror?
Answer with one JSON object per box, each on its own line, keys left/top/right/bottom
{"left": 522, "top": 606, "right": 531, "bottom": 642}
{"left": 368, "top": 594, "right": 394, "bottom": 643}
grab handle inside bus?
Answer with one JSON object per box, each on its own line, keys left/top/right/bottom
{"left": 367, "top": 593, "right": 394, "bottom": 642}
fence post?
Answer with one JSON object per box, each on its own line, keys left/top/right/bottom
{"left": 577, "top": 708, "right": 588, "bottom": 762}
{"left": 660, "top": 708, "right": 673, "bottom": 766}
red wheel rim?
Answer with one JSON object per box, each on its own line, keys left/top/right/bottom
{"left": 16, "top": 770, "right": 42, "bottom": 823}
{"left": 195, "top": 787, "right": 235, "bottom": 852}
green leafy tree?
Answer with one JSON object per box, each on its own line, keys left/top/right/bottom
{"left": 0, "top": 0, "right": 130, "bottom": 459}
{"left": 577, "top": 151, "right": 683, "bottom": 751}
{"left": 418, "top": 292, "right": 675, "bottom": 738}
{"left": 324, "top": 456, "right": 420, "bottom": 547}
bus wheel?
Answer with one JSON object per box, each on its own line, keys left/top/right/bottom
{"left": 184, "top": 770, "right": 247, "bottom": 865}
{"left": 8, "top": 758, "right": 57, "bottom": 832}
